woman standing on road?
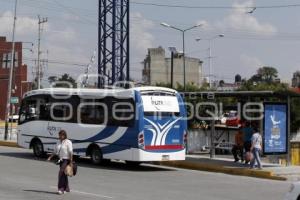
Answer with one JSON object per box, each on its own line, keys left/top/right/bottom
{"left": 48, "top": 130, "right": 73, "bottom": 195}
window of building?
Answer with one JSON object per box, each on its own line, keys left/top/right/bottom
{"left": 2, "top": 52, "right": 18, "bottom": 69}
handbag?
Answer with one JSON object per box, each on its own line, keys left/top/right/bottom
{"left": 64, "top": 162, "right": 78, "bottom": 177}
{"left": 65, "top": 164, "right": 73, "bottom": 177}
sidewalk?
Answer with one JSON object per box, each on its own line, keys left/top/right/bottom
{"left": 0, "top": 127, "right": 18, "bottom": 148}
{"left": 160, "top": 154, "right": 300, "bottom": 181}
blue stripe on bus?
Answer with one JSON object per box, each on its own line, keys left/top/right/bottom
{"left": 73, "top": 126, "right": 118, "bottom": 144}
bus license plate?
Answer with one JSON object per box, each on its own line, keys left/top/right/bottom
{"left": 162, "top": 155, "right": 170, "bottom": 161}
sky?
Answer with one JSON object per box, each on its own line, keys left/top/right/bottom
{"left": 0, "top": 0, "right": 300, "bottom": 85}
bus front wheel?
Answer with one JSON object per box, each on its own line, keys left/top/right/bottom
{"left": 90, "top": 146, "right": 103, "bottom": 165}
{"left": 32, "top": 139, "right": 45, "bottom": 158}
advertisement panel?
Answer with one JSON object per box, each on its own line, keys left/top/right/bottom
{"left": 263, "top": 103, "right": 288, "bottom": 154}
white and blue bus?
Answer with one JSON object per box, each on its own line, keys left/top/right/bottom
{"left": 17, "top": 87, "right": 187, "bottom": 164}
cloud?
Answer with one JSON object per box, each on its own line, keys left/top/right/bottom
{"left": 47, "top": 27, "right": 77, "bottom": 44}
{"left": 239, "top": 54, "right": 264, "bottom": 77}
{"left": 218, "top": 0, "right": 277, "bottom": 35}
{"left": 131, "top": 12, "right": 155, "bottom": 54}
{"left": 197, "top": 0, "right": 277, "bottom": 36}
{"left": 0, "top": 11, "right": 39, "bottom": 36}
{"left": 61, "top": 13, "right": 81, "bottom": 22}
{"left": 0, "top": 10, "right": 89, "bottom": 82}
{"left": 196, "top": 19, "right": 211, "bottom": 31}
{"left": 130, "top": 12, "right": 155, "bottom": 80}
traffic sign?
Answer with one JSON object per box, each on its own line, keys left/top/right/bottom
{"left": 10, "top": 97, "right": 19, "bottom": 104}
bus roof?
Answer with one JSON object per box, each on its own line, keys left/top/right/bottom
{"left": 23, "top": 86, "right": 178, "bottom": 98}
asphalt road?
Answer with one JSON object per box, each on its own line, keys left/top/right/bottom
{"left": 0, "top": 146, "right": 291, "bottom": 200}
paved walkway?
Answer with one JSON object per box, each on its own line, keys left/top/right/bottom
{"left": 183, "top": 154, "right": 300, "bottom": 181}
{"left": 187, "top": 154, "right": 279, "bottom": 168}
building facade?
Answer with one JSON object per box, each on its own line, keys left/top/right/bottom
{"left": 0, "top": 36, "right": 31, "bottom": 120}
{"left": 142, "top": 47, "right": 203, "bottom": 87}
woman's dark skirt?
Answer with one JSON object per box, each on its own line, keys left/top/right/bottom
{"left": 58, "top": 159, "right": 70, "bottom": 192}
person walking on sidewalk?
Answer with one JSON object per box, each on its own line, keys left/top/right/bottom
{"left": 232, "top": 128, "right": 244, "bottom": 162}
{"left": 48, "top": 130, "right": 73, "bottom": 195}
{"left": 250, "top": 127, "right": 263, "bottom": 169}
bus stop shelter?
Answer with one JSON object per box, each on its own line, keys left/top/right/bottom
{"left": 182, "top": 90, "right": 300, "bottom": 165}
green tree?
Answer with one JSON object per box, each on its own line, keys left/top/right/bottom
{"left": 250, "top": 66, "right": 278, "bottom": 83}
{"left": 48, "top": 76, "right": 58, "bottom": 85}
{"left": 48, "top": 73, "right": 77, "bottom": 88}
{"left": 219, "top": 80, "right": 225, "bottom": 87}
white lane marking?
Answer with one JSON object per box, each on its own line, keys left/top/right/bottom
{"left": 50, "top": 186, "right": 113, "bottom": 199}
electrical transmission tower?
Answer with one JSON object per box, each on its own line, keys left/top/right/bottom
{"left": 98, "top": 0, "right": 130, "bottom": 88}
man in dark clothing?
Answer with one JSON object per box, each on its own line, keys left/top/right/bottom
{"left": 232, "top": 128, "right": 244, "bottom": 162}
{"left": 241, "top": 121, "right": 253, "bottom": 164}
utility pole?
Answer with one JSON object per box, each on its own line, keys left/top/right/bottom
{"left": 196, "top": 34, "right": 224, "bottom": 88}
{"left": 208, "top": 40, "right": 212, "bottom": 88}
{"left": 37, "top": 15, "right": 47, "bottom": 89}
{"left": 4, "top": 0, "right": 18, "bottom": 140}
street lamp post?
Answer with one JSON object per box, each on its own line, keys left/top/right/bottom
{"left": 4, "top": 0, "right": 18, "bottom": 141}
{"left": 161, "top": 22, "right": 202, "bottom": 91}
{"left": 196, "top": 34, "right": 224, "bottom": 88}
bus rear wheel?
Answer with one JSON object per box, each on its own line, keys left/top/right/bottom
{"left": 90, "top": 146, "right": 103, "bottom": 165}
{"left": 32, "top": 139, "right": 44, "bottom": 158}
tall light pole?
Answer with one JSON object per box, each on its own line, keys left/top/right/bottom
{"left": 161, "top": 22, "right": 202, "bottom": 91}
{"left": 196, "top": 34, "right": 224, "bottom": 88}
{"left": 4, "top": 0, "right": 18, "bottom": 140}
{"left": 37, "top": 16, "right": 48, "bottom": 89}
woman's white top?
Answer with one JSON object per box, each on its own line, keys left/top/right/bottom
{"left": 55, "top": 139, "right": 73, "bottom": 160}
{"left": 251, "top": 132, "right": 262, "bottom": 150}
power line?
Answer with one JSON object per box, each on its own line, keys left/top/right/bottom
{"left": 23, "top": 58, "right": 87, "bottom": 67}
{"left": 131, "top": 1, "right": 300, "bottom": 9}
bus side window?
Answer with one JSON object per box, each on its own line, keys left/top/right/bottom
{"left": 49, "top": 95, "right": 78, "bottom": 123}
{"left": 109, "top": 98, "right": 135, "bottom": 127}
{"left": 19, "top": 101, "right": 27, "bottom": 124}
{"left": 79, "top": 99, "right": 106, "bottom": 125}
{"left": 51, "top": 104, "right": 72, "bottom": 122}
{"left": 19, "top": 98, "right": 38, "bottom": 124}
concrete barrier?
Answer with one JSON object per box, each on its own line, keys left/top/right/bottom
{"left": 0, "top": 141, "right": 19, "bottom": 148}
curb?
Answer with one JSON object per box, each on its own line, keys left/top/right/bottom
{"left": 0, "top": 141, "right": 19, "bottom": 148}
{"left": 158, "top": 161, "right": 287, "bottom": 181}
{"left": 0, "top": 122, "right": 18, "bottom": 128}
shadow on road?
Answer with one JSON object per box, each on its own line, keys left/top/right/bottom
{"left": 0, "top": 151, "right": 175, "bottom": 172}
{"left": 23, "top": 190, "right": 58, "bottom": 195}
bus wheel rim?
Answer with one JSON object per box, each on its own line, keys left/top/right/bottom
{"left": 34, "top": 143, "right": 42, "bottom": 155}
{"left": 92, "top": 149, "right": 101, "bottom": 162}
